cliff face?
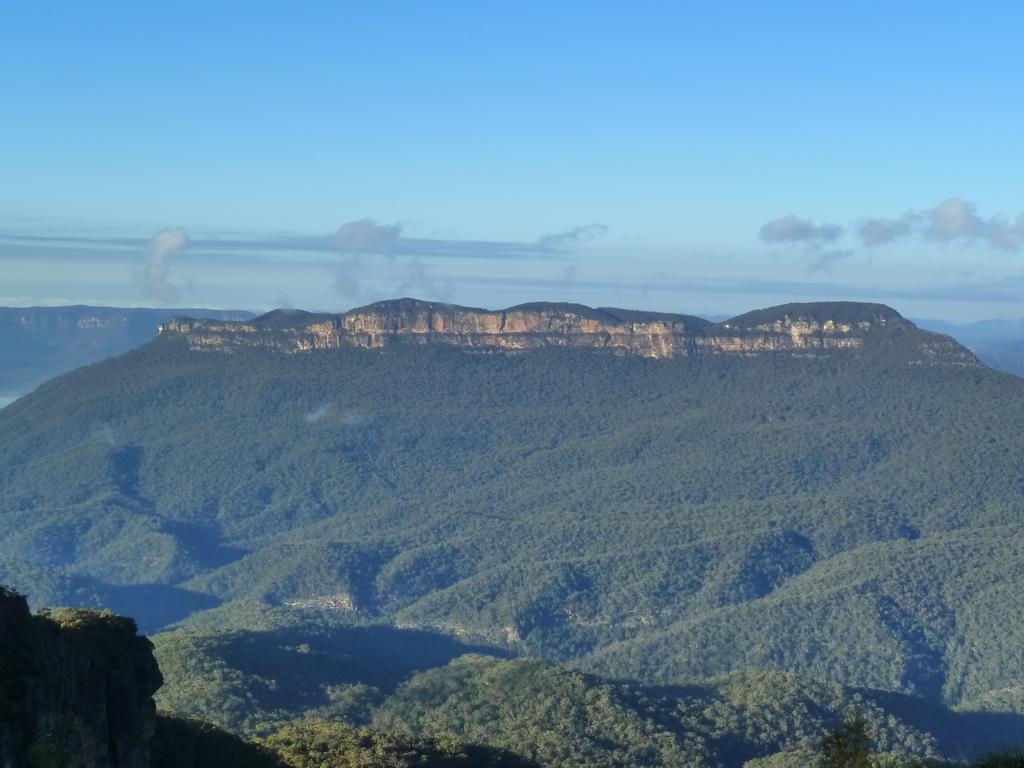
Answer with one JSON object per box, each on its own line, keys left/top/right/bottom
{"left": 158, "top": 298, "right": 979, "bottom": 366}
{"left": 0, "top": 588, "right": 162, "bottom": 768}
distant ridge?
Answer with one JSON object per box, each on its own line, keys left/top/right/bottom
{"left": 0, "top": 305, "right": 255, "bottom": 399}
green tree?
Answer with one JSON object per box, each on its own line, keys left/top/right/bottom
{"left": 818, "top": 710, "right": 874, "bottom": 768}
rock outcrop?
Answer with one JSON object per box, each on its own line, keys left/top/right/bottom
{"left": 158, "top": 299, "right": 979, "bottom": 366}
{"left": 0, "top": 587, "right": 163, "bottom": 768}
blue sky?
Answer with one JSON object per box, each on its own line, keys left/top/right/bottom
{"left": 2, "top": 1, "right": 1023, "bottom": 320}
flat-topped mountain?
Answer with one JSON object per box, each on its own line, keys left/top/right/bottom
{"left": 159, "top": 298, "right": 977, "bottom": 364}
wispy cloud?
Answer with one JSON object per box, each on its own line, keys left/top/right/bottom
{"left": 538, "top": 223, "right": 608, "bottom": 251}
{"left": 759, "top": 215, "right": 843, "bottom": 244}
{"left": 856, "top": 212, "right": 920, "bottom": 247}
{"left": 329, "top": 219, "right": 402, "bottom": 299}
{"left": 333, "top": 256, "right": 362, "bottom": 298}
{"left": 395, "top": 260, "right": 456, "bottom": 302}
{"left": 0, "top": 229, "right": 566, "bottom": 262}
{"left": 98, "top": 423, "right": 117, "bottom": 446}
{"left": 319, "top": 218, "right": 596, "bottom": 301}
{"left": 303, "top": 403, "right": 370, "bottom": 426}
{"left": 304, "top": 404, "right": 332, "bottom": 424}
{"left": 855, "top": 198, "right": 1024, "bottom": 251}
{"left": 133, "top": 228, "right": 189, "bottom": 303}
{"left": 759, "top": 215, "right": 846, "bottom": 273}
{"left": 807, "top": 249, "right": 854, "bottom": 273}
{"left": 763, "top": 199, "right": 1024, "bottom": 275}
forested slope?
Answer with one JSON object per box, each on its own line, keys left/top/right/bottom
{"left": 1, "top": 300, "right": 1023, "bottom": 717}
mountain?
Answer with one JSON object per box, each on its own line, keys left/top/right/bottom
{"left": 969, "top": 338, "right": 1024, "bottom": 377}
{"left": 160, "top": 298, "right": 973, "bottom": 362}
{"left": 3, "top": 297, "right": 1024, "bottom": 724}
{"left": 916, "top": 318, "right": 1024, "bottom": 377}
{"left": 0, "top": 305, "right": 254, "bottom": 404}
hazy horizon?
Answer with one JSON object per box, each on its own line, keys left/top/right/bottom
{"left": 4, "top": 3, "right": 1024, "bottom": 322}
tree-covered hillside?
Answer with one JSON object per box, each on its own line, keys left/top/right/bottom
{"left": 152, "top": 622, "right": 506, "bottom": 735}
{"left": 151, "top": 629, "right": 1024, "bottom": 767}
{"left": 2, "top": 301, "right": 1024, "bottom": 716}
{"left": 373, "top": 656, "right": 967, "bottom": 767}
{"left": 6, "top": 578, "right": 1024, "bottom": 768}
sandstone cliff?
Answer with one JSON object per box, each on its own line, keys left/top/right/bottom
{"left": 0, "top": 588, "right": 162, "bottom": 768}
{"left": 158, "top": 298, "right": 979, "bottom": 366}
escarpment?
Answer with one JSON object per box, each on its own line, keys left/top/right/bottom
{"left": 0, "top": 587, "right": 162, "bottom": 768}
{"left": 158, "top": 298, "right": 979, "bottom": 366}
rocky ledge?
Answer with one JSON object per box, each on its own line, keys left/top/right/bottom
{"left": 158, "top": 298, "right": 979, "bottom": 365}
{"left": 0, "top": 587, "right": 163, "bottom": 768}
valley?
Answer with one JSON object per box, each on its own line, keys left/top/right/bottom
{"left": 5, "top": 298, "right": 1024, "bottom": 765}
